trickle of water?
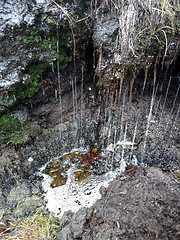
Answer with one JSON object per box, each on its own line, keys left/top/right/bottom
{"left": 50, "top": 62, "right": 55, "bottom": 73}
{"left": 170, "top": 78, "right": 180, "bottom": 115}
{"left": 55, "top": 89, "right": 58, "bottom": 102}
{"left": 106, "top": 94, "right": 114, "bottom": 146}
{"left": 74, "top": 76, "right": 78, "bottom": 119}
{"left": 121, "top": 121, "right": 128, "bottom": 162}
{"left": 71, "top": 76, "right": 76, "bottom": 119}
{"left": 160, "top": 78, "right": 180, "bottom": 142}
{"left": 119, "top": 91, "right": 126, "bottom": 141}
{"left": 41, "top": 76, "right": 45, "bottom": 95}
{"left": 79, "top": 65, "right": 84, "bottom": 140}
{"left": 129, "top": 120, "right": 138, "bottom": 160}
{"left": 159, "top": 76, "right": 172, "bottom": 122}
{"left": 141, "top": 86, "right": 155, "bottom": 161}
{"left": 154, "top": 83, "right": 161, "bottom": 115}
{"left": 56, "top": 30, "right": 63, "bottom": 138}
{"left": 170, "top": 104, "right": 180, "bottom": 136}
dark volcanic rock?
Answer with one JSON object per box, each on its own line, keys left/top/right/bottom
{"left": 57, "top": 166, "right": 180, "bottom": 240}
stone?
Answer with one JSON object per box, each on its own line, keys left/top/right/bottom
{"left": 0, "top": 154, "right": 11, "bottom": 174}
{"left": 13, "top": 195, "right": 44, "bottom": 218}
{"left": 7, "top": 183, "right": 31, "bottom": 206}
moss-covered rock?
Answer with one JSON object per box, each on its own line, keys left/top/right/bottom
{"left": 0, "top": 0, "right": 92, "bottom": 117}
{"left": 0, "top": 114, "right": 41, "bottom": 145}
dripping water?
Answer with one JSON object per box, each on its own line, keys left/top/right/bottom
{"left": 159, "top": 76, "right": 172, "bottom": 123}
{"left": 56, "top": 25, "right": 63, "bottom": 139}
{"left": 119, "top": 91, "right": 126, "bottom": 141}
{"left": 71, "top": 76, "right": 75, "bottom": 119}
{"left": 80, "top": 65, "right": 84, "bottom": 140}
{"left": 141, "top": 83, "right": 156, "bottom": 162}
{"left": 170, "top": 77, "right": 180, "bottom": 115}
{"left": 170, "top": 104, "right": 180, "bottom": 136}
{"left": 74, "top": 76, "right": 78, "bottom": 120}
{"left": 129, "top": 120, "right": 138, "bottom": 161}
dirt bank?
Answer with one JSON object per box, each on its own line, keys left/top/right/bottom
{"left": 57, "top": 166, "right": 180, "bottom": 240}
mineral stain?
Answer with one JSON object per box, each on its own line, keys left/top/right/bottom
{"left": 43, "top": 148, "right": 106, "bottom": 188}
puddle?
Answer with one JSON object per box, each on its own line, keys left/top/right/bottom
{"left": 42, "top": 148, "right": 107, "bottom": 188}
{"left": 40, "top": 143, "right": 137, "bottom": 217}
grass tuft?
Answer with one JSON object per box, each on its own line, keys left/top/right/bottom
{"left": 0, "top": 211, "right": 61, "bottom": 240}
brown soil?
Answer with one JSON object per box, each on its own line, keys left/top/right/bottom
{"left": 57, "top": 166, "right": 180, "bottom": 240}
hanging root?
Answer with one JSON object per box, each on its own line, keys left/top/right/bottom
{"left": 129, "top": 73, "right": 136, "bottom": 104}
{"left": 164, "top": 60, "right": 170, "bottom": 82}
{"left": 154, "top": 53, "right": 159, "bottom": 88}
{"left": 118, "top": 66, "right": 125, "bottom": 101}
{"left": 142, "top": 63, "right": 151, "bottom": 96}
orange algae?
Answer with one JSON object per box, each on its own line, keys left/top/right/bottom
{"left": 43, "top": 149, "right": 105, "bottom": 188}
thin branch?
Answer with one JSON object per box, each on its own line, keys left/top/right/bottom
{"left": 160, "top": 29, "right": 168, "bottom": 66}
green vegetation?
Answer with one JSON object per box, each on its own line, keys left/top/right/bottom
{"left": 50, "top": 97, "right": 58, "bottom": 104}
{"left": 41, "top": 33, "right": 72, "bottom": 66}
{"left": 10, "top": 22, "right": 73, "bottom": 105}
{"left": 0, "top": 115, "right": 22, "bottom": 133}
{"left": 0, "top": 99, "right": 4, "bottom": 105}
{"left": 0, "top": 62, "right": 48, "bottom": 145}
{"left": 0, "top": 211, "right": 61, "bottom": 240}
{"left": 9, "top": 62, "right": 49, "bottom": 103}
{"left": 0, "top": 114, "right": 42, "bottom": 145}
{"left": 0, "top": 114, "right": 24, "bottom": 144}
{"left": 19, "top": 16, "right": 73, "bottom": 66}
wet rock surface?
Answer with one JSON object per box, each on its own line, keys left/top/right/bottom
{"left": 0, "top": 0, "right": 179, "bottom": 237}
{"left": 57, "top": 166, "right": 180, "bottom": 240}
{"left": 6, "top": 182, "right": 44, "bottom": 218}
{"left": 92, "top": 0, "right": 179, "bottom": 84}
{"left": 0, "top": 0, "right": 92, "bottom": 110}
{"left": 0, "top": 67, "right": 179, "bottom": 225}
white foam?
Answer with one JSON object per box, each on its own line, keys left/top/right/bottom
{"left": 41, "top": 168, "right": 117, "bottom": 217}
{"left": 40, "top": 142, "right": 136, "bottom": 217}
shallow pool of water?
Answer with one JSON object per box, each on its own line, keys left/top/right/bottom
{"left": 40, "top": 142, "right": 137, "bottom": 216}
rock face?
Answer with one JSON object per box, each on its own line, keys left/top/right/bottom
{"left": 92, "top": 0, "right": 179, "bottom": 86}
{"left": 0, "top": 0, "right": 52, "bottom": 88}
{"left": 1, "top": 0, "right": 179, "bottom": 107}
{"left": 0, "top": 0, "right": 179, "bottom": 232}
{"left": 57, "top": 166, "right": 180, "bottom": 240}
{"left": 0, "top": 0, "right": 91, "bottom": 110}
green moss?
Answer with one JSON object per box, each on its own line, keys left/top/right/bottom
{"left": 0, "top": 114, "right": 42, "bottom": 145}
{"left": 27, "top": 62, "right": 48, "bottom": 82}
{"left": 9, "top": 62, "right": 49, "bottom": 103}
{"left": 18, "top": 19, "right": 73, "bottom": 67}
{"left": 50, "top": 97, "right": 58, "bottom": 104}
{"left": 0, "top": 115, "right": 24, "bottom": 144}
{"left": 8, "top": 132, "right": 24, "bottom": 145}
{"left": 0, "top": 115, "right": 21, "bottom": 133}
{"left": 41, "top": 31, "right": 72, "bottom": 66}
{"left": 9, "top": 80, "right": 40, "bottom": 102}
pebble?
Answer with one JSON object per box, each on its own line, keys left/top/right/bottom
{"left": 28, "top": 157, "right": 34, "bottom": 162}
